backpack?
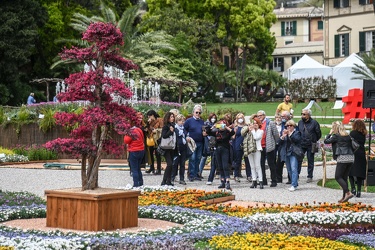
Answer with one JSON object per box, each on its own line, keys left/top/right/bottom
{"left": 242, "top": 130, "right": 257, "bottom": 157}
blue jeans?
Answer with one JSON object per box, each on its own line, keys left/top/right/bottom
{"left": 298, "top": 146, "right": 315, "bottom": 178}
{"left": 188, "top": 141, "right": 203, "bottom": 179}
{"left": 215, "top": 146, "right": 230, "bottom": 180}
{"left": 129, "top": 150, "right": 145, "bottom": 187}
{"left": 286, "top": 154, "right": 298, "bottom": 188}
{"left": 199, "top": 155, "right": 207, "bottom": 175}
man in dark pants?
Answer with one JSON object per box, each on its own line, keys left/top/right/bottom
{"left": 297, "top": 108, "right": 321, "bottom": 183}
{"left": 257, "top": 110, "right": 280, "bottom": 187}
{"left": 276, "top": 111, "right": 291, "bottom": 183}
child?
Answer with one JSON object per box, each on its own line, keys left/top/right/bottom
{"left": 172, "top": 114, "right": 188, "bottom": 185}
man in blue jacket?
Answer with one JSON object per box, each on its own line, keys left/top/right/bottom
{"left": 184, "top": 105, "right": 205, "bottom": 182}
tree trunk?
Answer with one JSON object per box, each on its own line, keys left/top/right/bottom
{"left": 83, "top": 125, "right": 109, "bottom": 190}
{"left": 240, "top": 48, "right": 247, "bottom": 102}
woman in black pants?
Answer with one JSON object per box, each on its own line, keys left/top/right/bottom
{"left": 160, "top": 112, "right": 177, "bottom": 186}
{"left": 349, "top": 119, "right": 367, "bottom": 197}
{"left": 324, "top": 121, "right": 355, "bottom": 203}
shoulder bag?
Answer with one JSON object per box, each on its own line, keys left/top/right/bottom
{"left": 350, "top": 136, "right": 360, "bottom": 152}
{"left": 160, "top": 133, "right": 176, "bottom": 150}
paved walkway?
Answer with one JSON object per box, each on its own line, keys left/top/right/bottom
{"left": 1, "top": 160, "right": 374, "bottom": 206}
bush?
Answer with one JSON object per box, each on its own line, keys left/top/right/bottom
{"left": 12, "top": 145, "right": 58, "bottom": 161}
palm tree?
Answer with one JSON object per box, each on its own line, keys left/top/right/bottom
{"left": 352, "top": 49, "right": 375, "bottom": 80}
{"left": 53, "top": 1, "right": 175, "bottom": 76}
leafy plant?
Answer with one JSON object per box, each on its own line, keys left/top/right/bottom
{"left": 12, "top": 145, "right": 57, "bottom": 161}
{"left": 38, "top": 107, "right": 56, "bottom": 133}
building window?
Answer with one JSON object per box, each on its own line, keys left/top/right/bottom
{"left": 334, "top": 34, "right": 349, "bottom": 57}
{"left": 359, "top": 0, "right": 373, "bottom": 5}
{"left": 273, "top": 57, "right": 284, "bottom": 72}
{"left": 281, "top": 21, "right": 297, "bottom": 36}
{"left": 292, "top": 56, "right": 302, "bottom": 65}
{"left": 334, "top": 0, "right": 349, "bottom": 8}
{"left": 285, "top": 41, "right": 293, "bottom": 45}
{"left": 318, "top": 21, "right": 323, "bottom": 30}
{"left": 359, "top": 31, "right": 375, "bottom": 52}
{"left": 224, "top": 55, "right": 230, "bottom": 71}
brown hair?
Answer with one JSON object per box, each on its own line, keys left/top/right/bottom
{"left": 253, "top": 117, "right": 262, "bottom": 129}
{"left": 352, "top": 119, "right": 368, "bottom": 136}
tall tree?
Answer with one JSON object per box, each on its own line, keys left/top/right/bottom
{"left": 0, "top": 0, "right": 47, "bottom": 105}
{"left": 46, "top": 22, "right": 138, "bottom": 190}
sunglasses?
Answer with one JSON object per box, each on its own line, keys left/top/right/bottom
{"left": 195, "top": 112, "right": 202, "bottom": 114}
{"left": 301, "top": 113, "right": 308, "bottom": 116}
{"left": 286, "top": 125, "right": 294, "bottom": 127}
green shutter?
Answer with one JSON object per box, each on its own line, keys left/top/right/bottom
{"left": 318, "top": 21, "right": 323, "bottom": 30}
{"left": 359, "top": 32, "right": 365, "bottom": 52}
{"left": 281, "top": 22, "right": 285, "bottom": 36}
{"left": 344, "top": 33, "right": 349, "bottom": 56}
{"left": 292, "top": 21, "right": 297, "bottom": 36}
{"left": 335, "top": 35, "right": 340, "bottom": 57}
{"left": 281, "top": 58, "right": 284, "bottom": 72}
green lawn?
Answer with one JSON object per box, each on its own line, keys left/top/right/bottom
{"left": 205, "top": 101, "right": 343, "bottom": 118}
{"left": 317, "top": 178, "right": 375, "bottom": 193}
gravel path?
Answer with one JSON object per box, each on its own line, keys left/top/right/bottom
{"left": 1, "top": 162, "right": 374, "bottom": 206}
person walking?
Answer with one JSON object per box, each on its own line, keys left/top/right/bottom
{"left": 160, "top": 112, "right": 177, "bottom": 186}
{"left": 242, "top": 116, "right": 264, "bottom": 189}
{"left": 349, "top": 119, "right": 367, "bottom": 198}
{"left": 324, "top": 121, "right": 355, "bottom": 203}
{"left": 145, "top": 110, "right": 163, "bottom": 175}
{"left": 206, "top": 119, "right": 235, "bottom": 190}
{"left": 297, "top": 108, "right": 322, "bottom": 183}
{"left": 123, "top": 121, "right": 145, "bottom": 187}
{"left": 275, "top": 94, "right": 293, "bottom": 116}
{"left": 256, "top": 110, "right": 280, "bottom": 187}
{"left": 184, "top": 105, "right": 205, "bottom": 182}
{"left": 279, "top": 120, "right": 302, "bottom": 191}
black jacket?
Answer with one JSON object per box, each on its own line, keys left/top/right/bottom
{"left": 298, "top": 118, "right": 321, "bottom": 148}
{"left": 324, "top": 133, "right": 353, "bottom": 160}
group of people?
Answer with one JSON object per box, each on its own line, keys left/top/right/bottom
{"left": 123, "top": 94, "right": 367, "bottom": 201}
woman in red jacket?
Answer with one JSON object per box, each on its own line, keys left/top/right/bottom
{"left": 124, "top": 122, "right": 145, "bottom": 187}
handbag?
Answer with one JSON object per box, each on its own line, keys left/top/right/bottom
{"left": 292, "top": 144, "right": 305, "bottom": 161}
{"left": 159, "top": 133, "right": 176, "bottom": 150}
{"left": 156, "top": 145, "right": 165, "bottom": 156}
{"left": 146, "top": 136, "right": 155, "bottom": 147}
{"left": 350, "top": 136, "right": 360, "bottom": 152}
{"left": 311, "top": 142, "right": 319, "bottom": 153}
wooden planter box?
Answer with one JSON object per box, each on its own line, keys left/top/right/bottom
{"left": 203, "top": 195, "right": 235, "bottom": 205}
{"left": 45, "top": 188, "right": 140, "bottom": 231}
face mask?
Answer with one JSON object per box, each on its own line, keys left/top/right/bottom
{"left": 211, "top": 118, "right": 216, "bottom": 123}
{"left": 238, "top": 118, "right": 244, "bottom": 124}
{"left": 282, "top": 118, "right": 287, "bottom": 123}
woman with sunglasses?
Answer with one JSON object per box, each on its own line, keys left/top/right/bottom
{"left": 279, "top": 120, "right": 302, "bottom": 191}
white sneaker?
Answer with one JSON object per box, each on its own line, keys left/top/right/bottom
{"left": 206, "top": 181, "right": 212, "bottom": 185}
{"left": 288, "top": 186, "right": 296, "bottom": 192}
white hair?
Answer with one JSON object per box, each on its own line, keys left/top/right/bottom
{"left": 193, "top": 104, "right": 202, "bottom": 113}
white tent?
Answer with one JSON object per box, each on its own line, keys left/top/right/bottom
{"left": 286, "top": 54, "right": 333, "bottom": 80}
{"left": 333, "top": 53, "right": 368, "bottom": 98}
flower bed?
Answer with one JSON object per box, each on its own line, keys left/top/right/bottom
{"left": 0, "top": 188, "right": 375, "bottom": 249}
